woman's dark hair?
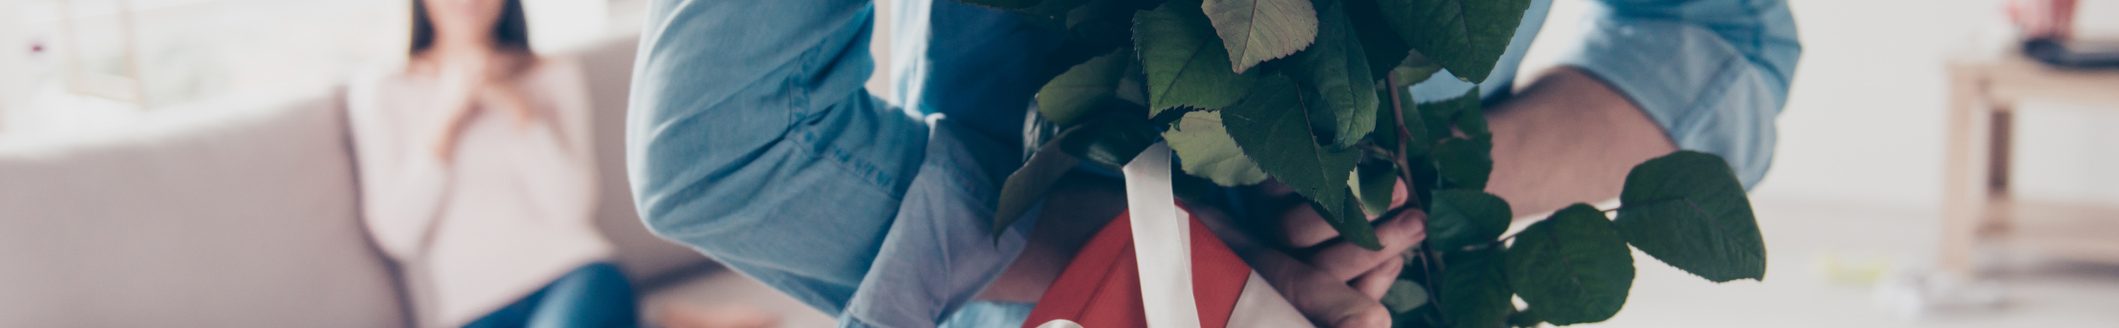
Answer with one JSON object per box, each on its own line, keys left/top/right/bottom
{"left": 410, "top": 0, "right": 532, "bottom": 55}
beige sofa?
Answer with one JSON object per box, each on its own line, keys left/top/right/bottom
{"left": 0, "top": 35, "right": 709, "bottom": 327}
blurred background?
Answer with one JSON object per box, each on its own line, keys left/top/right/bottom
{"left": 3, "top": 0, "right": 2118, "bottom": 327}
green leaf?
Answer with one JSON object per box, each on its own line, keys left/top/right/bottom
{"left": 1345, "top": 0, "right": 1412, "bottom": 80}
{"left": 1438, "top": 248, "right": 1512, "bottom": 328}
{"left": 1059, "top": 106, "right": 1161, "bottom": 169}
{"left": 1369, "top": 87, "right": 1402, "bottom": 150}
{"left": 1201, "top": 0, "right": 1318, "bottom": 73}
{"left": 1377, "top": 0, "right": 1532, "bottom": 83}
{"left": 1067, "top": 0, "right": 1154, "bottom": 42}
{"left": 1403, "top": 151, "right": 1441, "bottom": 211}
{"left": 1615, "top": 151, "right": 1767, "bottom": 282}
{"left": 1116, "top": 62, "right": 1151, "bottom": 106}
{"left": 1164, "top": 110, "right": 1269, "bottom": 186}
{"left": 994, "top": 129, "right": 1085, "bottom": 237}
{"left": 1507, "top": 204, "right": 1635, "bottom": 325}
{"left": 1415, "top": 87, "right": 1482, "bottom": 143}
{"left": 1311, "top": 187, "right": 1381, "bottom": 250}
{"left": 1390, "top": 50, "right": 1442, "bottom": 87}
{"left": 1416, "top": 88, "right": 1490, "bottom": 190}
{"left": 1382, "top": 280, "right": 1430, "bottom": 313}
{"left": 1425, "top": 189, "right": 1509, "bottom": 251}
{"left": 1037, "top": 50, "right": 1129, "bottom": 126}
{"left": 1285, "top": 0, "right": 1379, "bottom": 148}
{"left": 1136, "top": 0, "right": 1260, "bottom": 114}
{"left": 1506, "top": 308, "right": 1543, "bottom": 328}
{"left": 1042, "top": 0, "right": 1142, "bottom": 73}
{"left": 1353, "top": 159, "right": 1397, "bottom": 216}
{"left": 1449, "top": 105, "right": 1489, "bottom": 142}
{"left": 1430, "top": 137, "right": 1490, "bottom": 190}
{"left": 1223, "top": 76, "right": 1360, "bottom": 218}
{"left": 1372, "top": 88, "right": 1430, "bottom": 156}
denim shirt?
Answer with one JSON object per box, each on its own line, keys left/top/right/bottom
{"left": 625, "top": 0, "right": 1800, "bottom": 326}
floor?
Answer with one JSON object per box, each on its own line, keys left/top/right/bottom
{"left": 658, "top": 0, "right": 2119, "bottom": 327}
{"left": 1580, "top": 195, "right": 2119, "bottom": 327}
{"left": 654, "top": 193, "right": 2119, "bottom": 327}
{"left": 645, "top": 268, "right": 838, "bottom": 328}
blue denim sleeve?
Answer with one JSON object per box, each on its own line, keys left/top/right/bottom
{"left": 838, "top": 116, "right": 1039, "bottom": 328}
{"left": 1559, "top": 0, "right": 1802, "bottom": 188}
{"left": 628, "top": 1, "right": 1043, "bottom": 327}
{"left": 835, "top": 0, "right": 1058, "bottom": 326}
{"left": 626, "top": 0, "right": 926, "bottom": 316}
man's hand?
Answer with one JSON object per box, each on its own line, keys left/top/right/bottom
{"left": 1191, "top": 202, "right": 1401, "bottom": 328}
{"left": 1249, "top": 181, "right": 1428, "bottom": 298}
{"left": 1201, "top": 180, "right": 1429, "bottom": 327}
{"left": 981, "top": 175, "right": 1416, "bottom": 327}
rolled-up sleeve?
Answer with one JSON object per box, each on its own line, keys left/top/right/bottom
{"left": 1559, "top": 0, "right": 1801, "bottom": 188}
{"left": 628, "top": 0, "right": 1043, "bottom": 326}
{"left": 626, "top": 0, "right": 931, "bottom": 317}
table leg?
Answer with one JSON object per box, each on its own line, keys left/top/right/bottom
{"left": 1987, "top": 110, "right": 2014, "bottom": 234}
{"left": 1942, "top": 68, "right": 1994, "bottom": 275}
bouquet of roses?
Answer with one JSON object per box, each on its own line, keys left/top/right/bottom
{"left": 973, "top": 0, "right": 1768, "bottom": 326}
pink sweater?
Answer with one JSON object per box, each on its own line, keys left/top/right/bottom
{"left": 346, "top": 58, "right": 612, "bottom": 327}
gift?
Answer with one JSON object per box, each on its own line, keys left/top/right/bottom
{"left": 1023, "top": 144, "right": 1310, "bottom": 328}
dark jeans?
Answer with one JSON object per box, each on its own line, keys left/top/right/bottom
{"left": 463, "top": 262, "right": 637, "bottom": 328}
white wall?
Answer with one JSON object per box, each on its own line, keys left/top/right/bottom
{"left": 1, "top": 0, "right": 19, "bottom": 133}
{"left": 1520, "top": 0, "right": 2119, "bottom": 211}
{"left": 1767, "top": 0, "right": 2119, "bottom": 209}
{"left": 525, "top": 0, "right": 611, "bottom": 53}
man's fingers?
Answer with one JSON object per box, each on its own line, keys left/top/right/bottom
{"left": 1389, "top": 180, "right": 1409, "bottom": 208}
{"left": 1311, "top": 210, "right": 1427, "bottom": 281}
{"left": 1352, "top": 256, "right": 1404, "bottom": 299}
{"left": 1208, "top": 202, "right": 1391, "bottom": 328}
{"left": 1247, "top": 245, "right": 1393, "bottom": 328}
{"left": 1284, "top": 180, "right": 1414, "bottom": 248}
{"left": 1280, "top": 204, "right": 1337, "bottom": 248}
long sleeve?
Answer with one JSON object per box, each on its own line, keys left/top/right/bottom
{"left": 346, "top": 75, "right": 451, "bottom": 261}
{"left": 1559, "top": 0, "right": 1802, "bottom": 188}
{"left": 359, "top": 61, "right": 617, "bottom": 326}
{"left": 627, "top": 0, "right": 1041, "bottom": 326}
{"left": 512, "top": 59, "right": 599, "bottom": 226}
{"left": 627, "top": 0, "right": 933, "bottom": 318}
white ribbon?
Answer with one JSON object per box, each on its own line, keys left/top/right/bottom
{"left": 1123, "top": 143, "right": 1200, "bottom": 328}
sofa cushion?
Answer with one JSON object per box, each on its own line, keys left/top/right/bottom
{"left": 0, "top": 89, "right": 408, "bottom": 327}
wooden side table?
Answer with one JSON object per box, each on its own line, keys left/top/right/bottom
{"left": 1943, "top": 50, "right": 2119, "bottom": 274}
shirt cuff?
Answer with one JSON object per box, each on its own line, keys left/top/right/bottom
{"left": 1559, "top": 17, "right": 1783, "bottom": 188}
{"left": 839, "top": 115, "right": 1040, "bottom": 327}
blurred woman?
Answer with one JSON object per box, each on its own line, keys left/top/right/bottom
{"left": 346, "top": 0, "right": 634, "bottom": 327}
